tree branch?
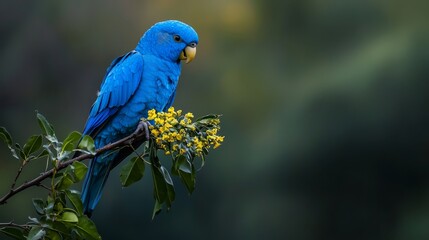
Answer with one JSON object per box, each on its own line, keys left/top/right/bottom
{"left": 0, "top": 121, "right": 149, "bottom": 205}
{"left": 0, "top": 221, "right": 33, "bottom": 230}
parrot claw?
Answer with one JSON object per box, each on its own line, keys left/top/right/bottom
{"left": 134, "top": 120, "right": 151, "bottom": 141}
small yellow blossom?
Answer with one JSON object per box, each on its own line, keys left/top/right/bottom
{"left": 213, "top": 142, "right": 221, "bottom": 149}
{"left": 147, "top": 109, "right": 157, "bottom": 120}
{"left": 151, "top": 129, "right": 160, "bottom": 137}
{"left": 185, "top": 112, "right": 194, "bottom": 119}
{"left": 162, "top": 134, "right": 170, "bottom": 141}
{"left": 170, "top": 118, "right": 178, "bottom": 126}
{"left": 160, "top": 125, "right": 169, "bottom": 133}
{"left": 154, "top": 118, "right": 165, "bottom": 125}
{"left": 179, "top": 148, "right": 186, "bottom": 155}
{"left": 147, "top": 108, "right": 223, "bottom": 158}
{"left": 206, "top": 129, "right": 218, "bottom": 135}
{"left": 164, "top": 122, "right": 173, "bottom": 129}
{"left": 211, "top": 119, "right": 220, "bottom": 125}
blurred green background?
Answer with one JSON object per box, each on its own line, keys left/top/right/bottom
{"left": 1, "top": 0, "right": 429, "bottom": 239}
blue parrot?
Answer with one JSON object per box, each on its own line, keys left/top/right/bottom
{"left": 80, "top": 20, "right": 198, "bottom": 216}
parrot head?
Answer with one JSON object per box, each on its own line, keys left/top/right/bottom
{"left": 137, "top": 20, "right": 199, "bottom": 64}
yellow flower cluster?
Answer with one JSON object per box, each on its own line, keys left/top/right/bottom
{"left": 145, "top": 107, "right": 224, "bottom": 158}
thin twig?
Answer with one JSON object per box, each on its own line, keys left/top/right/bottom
{"left": 10, "top": 160, "right": 28, "bottom": 190}
{"left": 0, "top": 221, "right": 33, "bottom": 230}
{"left": 0, "top": 121, "right": 148, "bottom": 205}
{"left": 130, "top": 144, "right": 152, "bottom": 165}
{"left": 37, "top": 183, "right": 51, "bottom": 191}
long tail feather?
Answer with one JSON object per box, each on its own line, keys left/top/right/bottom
{"left": 81, "top": 156, "right": 112, "bottom": 217}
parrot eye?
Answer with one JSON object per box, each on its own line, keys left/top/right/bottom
{"left": 173, "top": 35, "right": 181, "bottom": 42}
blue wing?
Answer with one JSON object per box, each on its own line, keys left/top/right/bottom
{"left": 81, "top": 51, "right": 144, "bottom": 215}
{"left": 82, "top": 51, "right": 144, "bottom": 137}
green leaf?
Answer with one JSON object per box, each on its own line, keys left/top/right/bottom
{"left": 36, "top": 113, "right": 55, "bottom": 137}
{"left": 78, "top": 135, "right": 95, "bottom": 154}
{"left": 14, "top": 143, "right": 26, "bottom": 159}
{"left": 152, "top": 199, "right": 163, "bottom": 220}
{"left": 55, "top": 174, "right": 74, "bottom": 191}
{"left": 151, "top": 165, "right": 167, "bottom": 204}
{"left": 160, "top": 166, "right": 175, "bottom": 209}
{"left": 151, "top": 164, "right": 175, "bottom": 219}
{"left": 58, "top": 151, "right": 72, "bottom": 161}
{"left": 54, "top": 200, "right": 65, "bottom": 213}
{"left": 28, "top": 217, "right": 40, "bottom": 225}
{"left": 32, "top": 198, "right": 45, "bottom": 215}
{"left": 65, "top": 190, "right": 84, "bottom": 215}
{"left": 27, "top": 226, "right": 46, "bottom": 240}
{"left": 0, "top": 127, "right": 19, "bottom": 159}
{"left": 42, "top": 146, "right": 55, "bottom": 160}
{"left": 175, "top": 155, "right": 196, "bottom": 194}
{"left": 172, "top": 155, "right": 195, "bottom": 194}
{"left": 62, "top": 131, "right": 82, "bottom": 153}
{"left": 37, "top": 218, "right": 70, "bottom": 236}
{"left": 196, "top": 114, "right": 221, "bottom": 123}
{"left": 72, "top": 161, "right": 87, "bottom": 182}
{"left": 45, "top": 230, "right": 61, "bottom": 240}
{"left": 176, "top": 155, "right": 192, "bottom": 173}
{"left": 10, "top": 148, "right": 19, "bottom": 159}
{"left": 179, "top": 169, "right": 196, "bottom": 194}
{"left": 36, "top": 149, "right": 49, "bottom": 159}
{"left": 0, "top": 227, "right": 26, "bottom": 240}
{"left": 23, "top": 135, "right": 42, "bottom": 157}
{"left": 44, "top": 201, "right": 55, "bottom": 214}
{"left": 61, "top": 211, "right": 78, "bottom": 223}
{"left": 58, "top": 162, "right": 87, "bottom": 188}
{"left": 73, "top": 216, "right": 101, "bottom": 240}
{"left": 151, "top": 163, "right": 175, "bottom": 212}
{"left": 149, "top": 139, "right": 175, "bottom": 213}
{"left": 199, "top": 153, "right": 206, "bottom": 169}
{"left": 0, "top": 127, "right": 13, "bottom": 146}
{"left": 120, "top": 156, "right": 145, "bottom": 187}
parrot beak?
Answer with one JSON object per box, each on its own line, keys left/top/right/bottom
{"left": 179, "top": 45, "right": 197, "bottom": 64}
